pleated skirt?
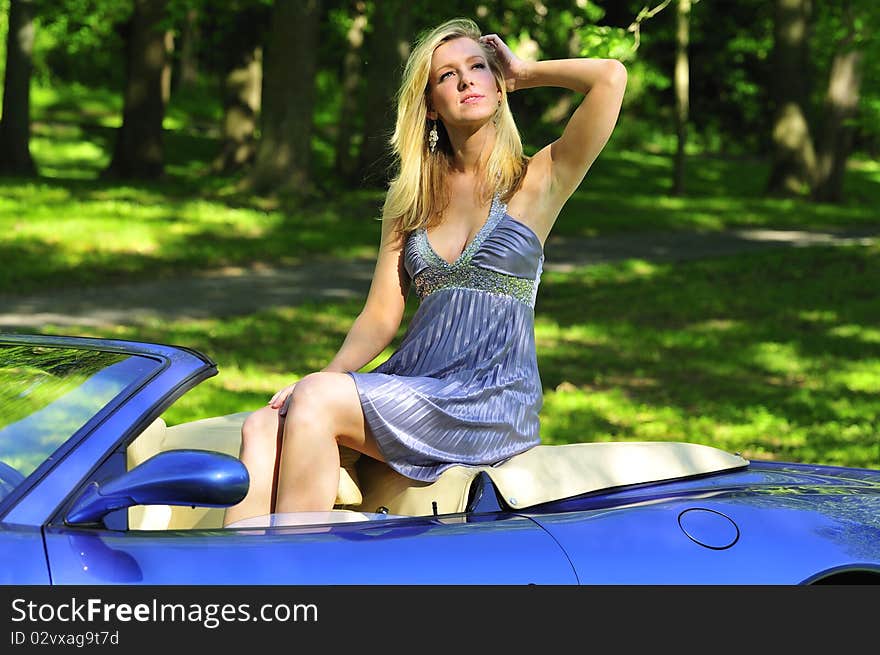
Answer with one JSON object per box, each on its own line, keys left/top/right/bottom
{"left": 348, "top": 287, "right": 542, "bottom": 482}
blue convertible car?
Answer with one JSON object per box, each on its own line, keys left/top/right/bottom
{"left": 1, "top": 333, "right": 879, "bottom": 584}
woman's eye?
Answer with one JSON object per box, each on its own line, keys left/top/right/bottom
{"left": 439, "top": 63, "right": 482, "bottom": 82}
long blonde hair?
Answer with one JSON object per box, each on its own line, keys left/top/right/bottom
{"left": 383, "top": 18, "right": 528, "bottom": 238}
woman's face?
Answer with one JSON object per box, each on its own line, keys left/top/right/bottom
{"left": 427, "top": 37, "right": 501, "bottom": 129}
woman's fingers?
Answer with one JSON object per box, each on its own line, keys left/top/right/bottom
{"left": 269, "top": 383, "right": 296, "bottom": 409}
{"left": 479, "top": 34, "right": 500, "bottom": 53}
{"left": 270, "top": 390, "right": 289, "bottom": 409}
{"left": 480, "top": 34, "right": 509, "bottom": 55}
{"left": 479, "top": 33, "right": 519, "bottom": 89}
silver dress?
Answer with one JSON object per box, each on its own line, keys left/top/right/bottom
{"left": 348, "top": 194, "right": 544, "bottom": 481}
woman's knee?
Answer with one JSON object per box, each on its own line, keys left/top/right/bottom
{"left": 240, "top": 406, "right": 280, "bottom": 451}
{"left": 289, "top": 372, "right": 328, "bottom": 403}
{"left": 288, "top": 373, "right": 332, "bottom": 417}
{"left": 285, "top": 374, "right": 339, "bottom": 437}
{"left": 294, "top": 371, "right": 360, "bottom": 416}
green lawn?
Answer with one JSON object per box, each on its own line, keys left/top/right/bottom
{"left": 5, "top": 82, "right": 879, "bottom": 470}
{"left": 37, "top": 242, "right": 880, "bottom": 470}
{"left": 1, "top": 82, "right": 878, "bottom": 295}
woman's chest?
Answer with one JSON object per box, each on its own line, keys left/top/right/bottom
{"left": 425, "top": 197, "right": 494, "bottom": 262}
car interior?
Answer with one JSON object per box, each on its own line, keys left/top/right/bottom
{"left": 125, "top": 412, "right": 749, "bottom": 531}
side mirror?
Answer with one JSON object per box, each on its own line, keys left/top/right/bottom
{"left": 66, "top": 450, "right": 249, "bottom": 526}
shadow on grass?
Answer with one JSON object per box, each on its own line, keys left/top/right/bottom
{"left": 555, "top": 149, "right": 880, "bottom": 236}
{"left": 534, "top": 243, "right": 880, "bottom": 468}
{"left": 0, "top": 171, "right": 384, "bottom": 294}
{"left": 36, "top": 244, "right": 879, "bottom": 470}
{"left": 4, "top": 114, "right": 879, "bottom": 294}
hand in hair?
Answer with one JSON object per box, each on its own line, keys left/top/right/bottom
{"left": 479, "top": 34, "right": 525, "bottom": 92}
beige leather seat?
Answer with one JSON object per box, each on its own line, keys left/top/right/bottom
{"left": 127, "top": 412, "right": 748, "bottom": 530}
{"left": 356, "top": 441, "right": 749, "bottom": 517}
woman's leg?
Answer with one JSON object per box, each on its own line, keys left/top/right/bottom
{"left": 274, "top": 372, "right": 384, "bottom": 513}
{"left": 222, "top": 405, "right": 282, "bottom": 526}
{"left": 223, "top": 372, "right": 384, "bottom": 525}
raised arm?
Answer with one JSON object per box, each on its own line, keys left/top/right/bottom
{"left": 481, "top": 35, "right": 627, "bottom": 204}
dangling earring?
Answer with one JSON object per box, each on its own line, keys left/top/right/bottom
{"left": 428, "top": 120, "right": 439, "bottom": 153}
{"left": 493, "top": 99, "right": 502, "bottom": 126}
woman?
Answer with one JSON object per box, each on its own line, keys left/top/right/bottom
{"left": 223, "top": 18, "right": 626, "bottom": 524}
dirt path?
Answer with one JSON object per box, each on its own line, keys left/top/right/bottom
{"left": 1, "top": 226, "right": 877, "bottom": 329}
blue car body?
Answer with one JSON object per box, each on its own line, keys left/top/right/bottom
{"left": 2, "top": 333, "right": 879, "bottom": 585}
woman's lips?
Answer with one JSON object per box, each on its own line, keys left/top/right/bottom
{"left": 461, "top": 95, "right": 484, "bottom": 104}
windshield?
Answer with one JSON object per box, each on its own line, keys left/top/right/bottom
{"left": 0, "top": 344, "right": 161, "bottom": 503}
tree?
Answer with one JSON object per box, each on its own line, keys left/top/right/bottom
{"left": 333, "top": 0, "right": 368, "bottom": 183}
{"left": 208, "top": 2, "right": 268, "bottom": 173}
{"left": 354, "top": 0, "right": 412, "bottom": 188}
{"left": 766, "top": 0, "right": 816, "bottom": 196}
{"left": 765, "top": 0, "right": 874, "bottom": 202}
{"left": 0, "top": 0, "right": 36, "bottom": 176}
{"left": 103, "top": 0, "right": 170, "bottom": 180}
{"left": 672, "top": 0, "right": 690, "bottom": 195}
{"left": 812, "top": 2, "right": 865, "bottom": 202}
{"left": 175, "top": 6, "right": 199, "bottom": 91}
{"left": 247, "top": 0, "right": 322, "bottom": 194}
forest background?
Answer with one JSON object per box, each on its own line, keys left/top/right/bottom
{"left": 1, "top": 0, "right": 878, "bottom": 469}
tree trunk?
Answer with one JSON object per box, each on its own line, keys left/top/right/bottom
{"left": 354, "top": 0, "right": 412, "bottom": 188}
{"left": 213, "top": 45, "right": 262, "bottom": 173}
{"left": 334, "top": 0, "right": 367, "bottom": 183}
{"left": 766, "top": 0, "right": 816, "bottom": 196}
{"left": 248, "top": 0, "right": 321, "bottom": 194}
{"left": 0, "top": 0, "right": 37, "bottom": 176}
{"left": 812, "top": 21, "right": 862, "bottom": 202}
{"left": 104, "top": 0, "right": 169, "bottom": 180}
{"left": 161, "top": 30, "right": 174, "bottom": 106}
{"left": 672, "top": 0, "right": 690, "bottom": 196}
{"left": 176, "top": 7, "right": 199, "bottom": 90}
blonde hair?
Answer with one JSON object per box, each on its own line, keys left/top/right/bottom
{"left": 382, "top": 18, "right": 528, "bottom": 238}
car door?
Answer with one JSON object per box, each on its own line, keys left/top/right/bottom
{"left": 43, "top": 512, "right": 578, "bottom": 584}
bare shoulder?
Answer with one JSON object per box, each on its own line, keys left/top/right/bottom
{"left": 505, "top": 147, "right": 566, "bottom": 244}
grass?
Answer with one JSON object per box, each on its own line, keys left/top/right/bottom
{"left": 0, "top": 82, "right": 878, "bottom": 295}
{"left": 3, "top": 80, "right": 879, "bottom": 470}
{"left": 0, "top": 171, "right": 383, "bottom": 294}
{"left": 34, "top": 242, "right": 880, "bottom": 470}
{"left": 533, "top": 244, "right": 880, "bottom": 469}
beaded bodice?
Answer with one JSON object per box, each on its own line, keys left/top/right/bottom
{"left": 404, "top": 194, "right": 544, "bottom": 308}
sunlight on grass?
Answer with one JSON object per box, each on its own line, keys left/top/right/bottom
{"left": 0, "top": 179, "right": 380, "bottom": 293}
{"left": 848, "top": 157, "right": 880, "bottom": 176}
{"left": 32, "top": 83, "right": 122, "bottom": 128}
{"left": 828, "top": 324, "right": 880, "bottom": 344}
{"left": 533, "top": 244, "right": 879, "bottom": 468}
{"left": 31, "top": 243, "right": 879, "bottom": 470}
{"left": 827, "top": 362, "right": 880, "bottom": 393}
{"left": 2, "top": 83, "right": 878, "bottom": 294}
{"left": 5, "top": 80, "right": 879, "bottom": 471}
{"left": 31, "top": 127, "right": 109, "bottom": 178}
{"left": 748, "top": 341, "right": 808, "bottom": 377}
